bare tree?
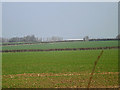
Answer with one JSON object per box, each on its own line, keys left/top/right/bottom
{"left": 23, "top": 35, "right": 37, "bottom": 42}
{"left": 45, "top": 36, "right": 63, "bottom": 42}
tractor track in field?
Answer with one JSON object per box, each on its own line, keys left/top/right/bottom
{"left": 1, "top": 46, "right": 120, "bottom": 53}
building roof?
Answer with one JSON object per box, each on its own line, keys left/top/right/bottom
{"left": 64, "top": 39, "right": 83, "bottom": 41}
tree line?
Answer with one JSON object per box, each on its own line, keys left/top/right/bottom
{"left": 0, "top": 35, "right": 63, "bottom": 43}
{"left": 0, "top": 34, "right": 119, "bottom": 43}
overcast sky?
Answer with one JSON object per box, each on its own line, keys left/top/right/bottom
{"left": 2, "top": 2, "right": 118, "bottom": 39}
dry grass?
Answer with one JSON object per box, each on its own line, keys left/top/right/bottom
{"left": 2, "top": 72, "right": 119, "bottom": 88}
{"left": 3, "top": 72, "right": 119, "bottom": 78}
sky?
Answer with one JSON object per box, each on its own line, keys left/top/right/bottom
{"left": 2, "top": 2, "right": 118, "bottom": 39}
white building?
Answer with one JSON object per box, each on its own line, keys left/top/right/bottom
{"left": 64, "top": 39, "right": 83, "bottom": 41}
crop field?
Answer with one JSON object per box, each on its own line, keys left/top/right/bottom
{"left": 2, "top": 41, "right": 119, "bottom": 50}
{"left": 2, "top": 47, "right": 119, "bottom": 88}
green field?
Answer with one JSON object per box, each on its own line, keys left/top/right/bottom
{"left": 2, "top": 49, "right": 118, "bottom": 88}
{"left": 2, "top": 41, "right": 118, "bottom": 50}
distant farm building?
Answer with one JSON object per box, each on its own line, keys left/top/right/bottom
{"left": 83, "top": 36, "right": 89, "bottom": 41}
{"left": 63, "top": 39, "right": 83, "bottom": 42}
